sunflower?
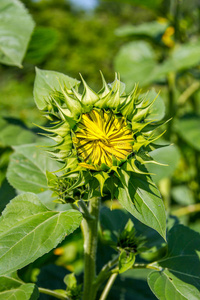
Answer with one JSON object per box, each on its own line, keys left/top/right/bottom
{"left": 36, "top": 72, "right": 164, "bottom": 200}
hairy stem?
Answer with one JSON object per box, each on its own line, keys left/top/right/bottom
{"left": 82, "top": 197, "right": 100, "bottom": 300}
{"left": 99, "top": 273, "right": 118, "bottom": 300}
{"left": 78, "top": 199, "right": 95, "bottom": 220}
{"left": 39, "top": 288, "right": 70, "bottom": 300}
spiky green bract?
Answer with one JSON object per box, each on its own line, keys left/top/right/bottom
{"left": 34, "top": 70, "right": 166, "bottom": 239}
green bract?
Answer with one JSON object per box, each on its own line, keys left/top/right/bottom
{"left": 34, "top": 68, "right": 167, "bottom": 239}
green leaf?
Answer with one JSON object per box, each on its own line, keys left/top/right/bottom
{"left": 158, "top": 41, "right": 200, "bottom": 76}
{"left": 0, "top": 274, "right": 39, "bottom": 300}
{"left": 0, "top": 117, "right": 36, "bottom": 147}
{"left": 147, "top": 144, "right": 180, "bottom": 184}
{"left": 34, "top": 68, "right": 80, "bottom": 110}
{"left": 93, "top": 172, "right": 109, "bottom": 196}
{"left": 0, "top": 193, "right": 82, "bottom": 275}
{"left": 100, "top": 207, "right": 163, "bottom": 250}
{"left": 7, "top": 143, "right": 61, "bottom": 194}
{"left": 119, "top": 250, "right": 135, "bottom": 274}
{"left": 115, "top": 21, "right": 167, "bottom": 38}
{"left": 114, "top": 41, "right": 157, "bottom": 90}
{"left": 143, "top": 89, "right": 165, "bottom": 122}
{"left": 115, "top": 40, "right": 200, "bottom": 88}
{"left": 174, "top": 114, "right": 200, "bottom": 151}
{"left": 116, "top": 169, "right": 166, "bottom": 240}
{"left": 171, "top": 185, "right": 195, "bottom": 205}
{"left": 64, "top": 273, "right": 77, "bottom": 289}
{"left": 0, "top": 179, "right": 16, "bottom": 214}
{"left": 148, "top": 225, "right": 200, "bottom": 300}
{"left": 26, "top": 26, "right": 58, "bottom": 64}
{"left": 0, "top": 0, "right": 35, "bottom": 67}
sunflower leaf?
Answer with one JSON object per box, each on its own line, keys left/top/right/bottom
{"left": 148, "top": 225, "right": 200, "bottom": 300}
{"left": 116, "top": 168, "right": 166, "bottom": 240}
{"left": 0, "top": 0, "right": 35, "bottom": 67}
{"left": 0, "top": 193, "right": 82, "bottom": 276}
{"left": 0, "top": 274, "right": 39, "bottom": 300}
{"left": 34, "top": 68, "right": 80, "bottom": 110}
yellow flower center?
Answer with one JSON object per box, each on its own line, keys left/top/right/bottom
{"left": 73, "top": 110, "right": 134, "bottom": 169}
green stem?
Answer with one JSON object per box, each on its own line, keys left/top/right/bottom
{"left": 99, "top": 273, "right": 118, "bottom": 300}
{"left": 94, "top": 255, "right": 119, "bottom": 290}
{"left": 78, "top": 199, "right": 95, "bottom": 221}
{"left": 172, "top": 203, "right": 200, "bottom": 217}
{"left": 39, "top": 288, "right": 70, "bottom": 300}
{"left": 166, "top": 72, "right": 176, "bottom": 141}
{"left": 174, "top": 0, "right": 181, "bottom": 42}
{"left": 82, "top": 197, "right": 100, "bottom": 300}
{"left": 178, "top": 81, "right": 200, "bottom": 107}
{"left": 132, "top": 263, "right": 162, "bottom": 271}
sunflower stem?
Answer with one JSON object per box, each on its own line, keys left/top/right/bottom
{"left": 94, "top": 254, "right": 119, "bottom": 290}
{"left": 38, "top": 288, "right": 70, "bottom": 300}
{"left": 78, "top": 199, "right": 95, "bottom": 220}
{"left": 99, "top": 273, "right": 118, "bottom": 300}
{"left": 82, "top": 197, "right": 100, "bottom": 300}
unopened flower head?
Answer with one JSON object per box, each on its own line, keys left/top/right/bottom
{"left": 37, "top": 72, "right": 164, "bottom": 198}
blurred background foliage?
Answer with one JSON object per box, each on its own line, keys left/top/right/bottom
{"left": 0, "top": 0, "right": 200, "bottom": 299}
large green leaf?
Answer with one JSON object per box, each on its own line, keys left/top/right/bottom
{"left": 0, "top": 274, "right": 39, "bottom": 300}
{"left": 34, "top": 68, "right": 80, "bottom": 110}
{"left": 114, "top": 41, "right": 157, "bottom": 90}
{"left": 0, "top": 179, "right": 16, "bottom": 214}
{"left": 100, "top": 207, "right": 163, "bottom": 250}
{"left": 0, "top": 0, "right": 35, "bottom": 67}
{"left": 174, "top": 114, "right": 200, "bottom": 151}
{"left": 116, "top": 169, "right": 166, "bottom": 240}
{"left": 26, "top": 26, "right": 58, "bottom": 64}
{"left": 115, "top": 40, "right": 200, "bottom": 88}
{"left": 0, "top": 193, "right": 82, "bottom": 275}
{"left": 171, "top": 185, "right": 195, "bottom": 206}
{"left": 158, "top": 41, "right": 200, "bottom": 76}
{"left": 148, "top": 225, "right": 200, "bottom": 300}
{"left": 0, "top": 117, "right": 36, "bottom": 147}
{"left": 7, "top": 143, "right": 61, "bottom": 194}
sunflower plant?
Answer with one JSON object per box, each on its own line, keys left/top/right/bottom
{"left": 33, "top": 68, "right": 167, "bottom": 299}
{"left": 1, "top": 68, "right": 174, "bottom": 300}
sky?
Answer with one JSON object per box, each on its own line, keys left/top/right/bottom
{"left": 69, "top": 0, "right": 98, "bottom": 10}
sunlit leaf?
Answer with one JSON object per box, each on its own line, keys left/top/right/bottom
{"left": 0, "top": 193, "right": 82, "bottom": 275}
{"left": 114, "top": 41, "right": 156, "bottom": 90}
{"left": 148, "top": 225, "right": 200, "bottom": 300}
{"left": 171, "top": 185, "right": 195, "bottom": 205}
{"left": 174, "top": 114, "right": 200, "bottom": 151}
{"left": 0, "top": 0, "right": 35, "bottom": 67}
{"left": 7, "top": 143, "right": 61, "bottom": 194}
{"left": 116, "top": 169, "right": 166, "bottom": 240}
{"left": 0, "top": 274, "right": 39, "bottom": 300}
{"left": 147, "top": 144, "right": 181, "bottom": 184}
{"left": 116, "top": 21, "right": 167, "bottom": 38}
{"left": 34, "top": 68, "right": 80, "bottom": 110}
{"left": 0, "top": 117, "right": 36, "bottom": 147}
{"left": 26, "top": 26, "right": 58, "bottom": 64}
